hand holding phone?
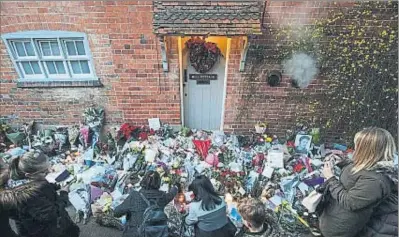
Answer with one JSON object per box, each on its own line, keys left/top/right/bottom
{"left": 325, "top": 153, "right": 343, "bottom": 164}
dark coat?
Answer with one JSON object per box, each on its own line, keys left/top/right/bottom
{"left": 114, "top": 187, "right": 178, "bottom": 237}
{"left": 0, "top": 161, "right": 17, "bottom": 237}
{"left": 0, "top": 207, "right": 18, "bottom": 237}
{"left": 319, "top": 160, "right": 398, "bottom": 237}
{"left": 0, "top": 180, "right": 79, "bottom": 237}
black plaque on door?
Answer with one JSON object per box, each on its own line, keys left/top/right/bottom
{"left": 197, "top": 80, "right": 210, "bottom": 85}
{"left": 189, "top": 74, "right": 217, "bottom": 81}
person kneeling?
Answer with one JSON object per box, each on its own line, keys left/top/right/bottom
{"left": 236, "top": 198, "right": 282, "bottom": 237}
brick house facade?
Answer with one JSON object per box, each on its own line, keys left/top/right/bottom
{"left": 0, "top": 1, "right": 388, "bottom": 137}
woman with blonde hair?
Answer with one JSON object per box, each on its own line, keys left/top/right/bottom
{"left": 319, "top": 127, "right": 398, "bottom": 237}
{"left": 0, "top": 151, "right": 79, "bottom": 237}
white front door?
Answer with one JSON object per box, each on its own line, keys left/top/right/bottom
{"left": 183, "top": 40, "right": 226, "bottom": 131}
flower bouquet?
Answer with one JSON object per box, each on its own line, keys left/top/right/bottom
{"left": 255, "top": 121, "right": 268, "bottom": 134}
{"left": 0, "top": 121, "right": 11, "bottom": 145}
{"left": 83, "top": 107, "right": 105, "bottom": 134}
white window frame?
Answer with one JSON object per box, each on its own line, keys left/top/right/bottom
{"left": 11, "top": 40, "right": 38, "bottom": 59}
{"left": 37, "top": 40, "right": 63, "bottom": 59}
{"left": 1, "top": 31, "right": 98, "bottom": 82}
{"left": 42, "top": 60, "right": 70, "bottom": 79}
{"left": 67, "top": 60, "right": 93, "bottom": 79}
{"left": 63, "top": 39, "right": 87, "bottom": 57}
{"left": 18, "top": 61, "right": 45, "bottom": 80}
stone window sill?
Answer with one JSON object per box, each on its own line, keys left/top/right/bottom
{"left": 16, "top": 79, "right": 103, "bottom": 88}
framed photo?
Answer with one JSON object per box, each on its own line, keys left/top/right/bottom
{"left": 294, "top": 135, "right": 312, "bottom": 154}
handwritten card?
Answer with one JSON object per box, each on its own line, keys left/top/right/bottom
{"left": 267, "top": 151, "right": 284, "bottom": 168}
{"left": 148, "top": 118, "right": 161, "bottom": 131}
{"left": 262, "top": 166, "right": 274, "bottom": 178}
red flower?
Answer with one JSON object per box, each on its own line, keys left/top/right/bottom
{"left": 138, "top": 132, "right": 148, "bottom": 141}
{"left": 175, "top": 169, "right": 182, "bottom": 175}
{"left": 293, "top": 163, "right": 305, "bottom": 173}
{"left": 119, "top": 123, "right": 137, "bottom": 140}
{"left": 253, "top": 153, "right": 265, "bottom": 166}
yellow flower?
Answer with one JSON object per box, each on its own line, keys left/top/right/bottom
{"left": 266, "top": 137, "right": 273, "bottom": 143}
{"left": 156, "top": 167, "right": 164, "bottom": 174}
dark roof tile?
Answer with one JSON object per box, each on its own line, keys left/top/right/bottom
{"left": 153, "top": 1, "right": 261, "bottom": 35}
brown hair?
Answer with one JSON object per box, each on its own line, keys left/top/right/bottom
{"left": 237, "top": 198, "right": 266, "bottom": 229}
{"left": 9, "top": 151, "right": 49, "bottom": 180}
{"left": 0, "top": 159, "right": 9, "bottom": 187}
{"left": 140, "top": 170, "right": 161, "bottom": 190}
{"left": 352, "top": 127, "right": 397, "bottom": 173}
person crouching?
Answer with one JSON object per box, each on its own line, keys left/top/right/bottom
{"left": 236, "top": 198, "right": 285, "bottom": 237}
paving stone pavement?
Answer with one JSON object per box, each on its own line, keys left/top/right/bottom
{"left": 10, "top": 205, "right": 122, "bottom": 237}
{"left": 66, "top": 206, "right": 122, "bottom": 237}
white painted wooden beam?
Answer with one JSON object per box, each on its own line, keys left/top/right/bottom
{"left": 159, "top": 36, "right": 168, "bottom": 72}
{"left": 239, "top": 36, "right": 250, "bottom": 72}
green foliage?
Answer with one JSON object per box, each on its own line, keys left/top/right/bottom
{"left": 240, "top": 1, "right": 398, "bottom": 144}
{"left": 314, "top": 1, "right": 398, "bottom": 144}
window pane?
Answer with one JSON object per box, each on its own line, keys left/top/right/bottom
{"left": 55, "top": 61, "right": 66, "bottom": 74}
{"left": 24, "top": 42, "right": 35, "bottom": 56}
{"left": 41, "top": 42, "right": 52, "bottom": 56}
{"left": 14, "top": 42, "right": 26, "bottom": 57}
{"left": 80, "top": 60, "right": 90, "bottom": 74}
{"left": 21, "top": 62, "right": 33, "bottom": 74}
{"left": 46, "top": 61, "right": 57, "bottom": 74}
{"left": 66, "top": 41, "right": 77, "bottom": 55}
{"left": 76, "top": 41, "right": 85, "bottom": 55}
{"left": 50, "top": 42, "right": 60, "bottom": 56}
{"left": 71, "top": 61, "right": 81, "bottom": 73}
{"left": 31, "top": 62, "right": 41, "bottom": 74}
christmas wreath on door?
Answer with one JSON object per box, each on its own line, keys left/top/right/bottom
{"left": 185, "top": 37, "right": 222, "bottom": 73}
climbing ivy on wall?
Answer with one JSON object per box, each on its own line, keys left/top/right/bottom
{"left": 239, "top": 1, "right": 398, "bottom": 144}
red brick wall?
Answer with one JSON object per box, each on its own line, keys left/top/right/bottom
{"left": 0, "top": 1, "right": 181, "bottom": 126}
{"left": 1, "top": 1, "right": 386, "bottom": 139}
{"left": 223, "top": 1, "right": 355, "bottom": 137}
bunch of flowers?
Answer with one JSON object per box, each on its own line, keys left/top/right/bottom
{"left": 117, "top": 124, "right": 155, "bottom": 141}
{"left": 118, "top": 123, "right": 138, "bottom": 140}
{"left": 210, "top": 167, "right": 246, "bottom": 197}
{"left": 0, "top": 122, "right": 10, "bottom": 144}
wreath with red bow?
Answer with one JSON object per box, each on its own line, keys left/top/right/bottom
{"left": 185, "top": 37, "right": 222, "bottom": 73}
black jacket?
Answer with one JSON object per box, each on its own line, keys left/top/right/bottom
{"left": 0, "top": 180, "right": 79, "bottom": 237}
{"left": 319, "top": 160, "right": 398, "bottom": 237}
{"left": 0, "top": 207, "right": 18, "bottom": 237}
{"left": 114, "top": 187, "right": 178, "bottom": 237}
